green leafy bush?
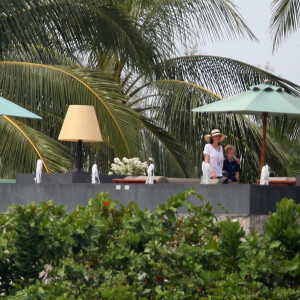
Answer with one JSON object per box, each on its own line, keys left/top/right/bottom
{"left": 265, "top": 197, "right": 300, "bottom": 258}
{"left": 0, "top": 191, "right": 299, "bottom": 299}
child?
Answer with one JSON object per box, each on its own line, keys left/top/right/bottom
{"left": 223, "top": 145, "right": 240, "bottom": 182}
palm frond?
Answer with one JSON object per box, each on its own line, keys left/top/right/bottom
{"left": 1, "top": 45, "right": 81, "bottom": 66}
{"left": 0, "top": 62, "right": 142, "bottom": 159}
{"left": 158, "top": 55, "right": 300, "bottom": 97}
{"left": 131, "top": 56, "right": 299, "bottom": 181}
{"left": 0, "top": 116, "right": 72, "bottom": 177}
{"left": 224, "top": 115, "right": 290, "bottom": 182}
{"left": 85, "top": 3, "right": 162, "bottom": 70}
{"left": 138, "top": 0, "right": 257, "bottom": 59}
{"left": 268, "top": 116, "right": 300, "bottom": 146}
{"left": 0, "top": 0, "right": 79, "bottom": 59}
{"left": 140, "top": 116, "right": 194, "bottom": 178}
{"left": 271, "top": 0, "right": 300, "bottom": 52}
{"left": 0, "top": 1, "right": 161, "bottom": 74}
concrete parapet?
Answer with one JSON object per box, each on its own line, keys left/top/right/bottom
{"left": 0, "top": 182, "right": 299, "bottom": 214}
{"left": 2, "top": 175, "right": 300, "bottom": 234}
{"left": 0, "top": 180, "right": 299, "bottom": 233}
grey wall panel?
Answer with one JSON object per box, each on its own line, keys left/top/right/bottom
{"left": 0, "top": 182, "right": 298, "bottom": 215}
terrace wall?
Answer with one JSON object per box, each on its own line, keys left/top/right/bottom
{"left": 1, "top": 174, "right": 299, "bottom": 233}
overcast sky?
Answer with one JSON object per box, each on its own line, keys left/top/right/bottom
{"left": 200, "top": 0, "right": 300, "bottom": 85}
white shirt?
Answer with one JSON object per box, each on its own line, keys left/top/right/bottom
{"left": 203, "top": 144, "right": 224, "bottom": 177}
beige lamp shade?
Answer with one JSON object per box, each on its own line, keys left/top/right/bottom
{"left": 58, "top": 105, "right": 103, "bottom": 142}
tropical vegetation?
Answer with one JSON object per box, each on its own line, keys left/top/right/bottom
{"left": 0, "top": 0, "right": 299, "bottom": 182}
{"left": 271, "top": 0, "right": 300, "bottom": 51}
{"left": 0, "top": 190, "right": 299, "bottom": 298}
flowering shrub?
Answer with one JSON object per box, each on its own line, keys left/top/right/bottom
{"left": 108, "top": 157, "right": 148, "bottom": 175}
{"left": 1, "top": 192, "right": 300, "bottom": 298}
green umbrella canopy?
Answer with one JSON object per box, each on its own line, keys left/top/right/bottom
{"left": 192, "top": 82, "right": 300, "bottom": 117}
{"left": 0, "top": 96, "right": 41, "bottom": 119}
{"left": 192, "top": 81, "right": 300, "bottom": 170}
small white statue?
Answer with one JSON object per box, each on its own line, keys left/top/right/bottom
{"left": 260, "top": 164, "right": 269, "bottom": 185}
{"left": 34, "top": 159, "right": 43, "bottom": 183}
{"left": 202, "top": 161, "right": 212, "bottom": 184}
{"left": 91, "top": 164, "right": 101, "bottom": 184}
{"left": 145, "top": 163, "right": 154, "bottom": 184}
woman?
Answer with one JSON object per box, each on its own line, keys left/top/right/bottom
{"left": 203, "top": 129, "right": 227, "bottom": 179}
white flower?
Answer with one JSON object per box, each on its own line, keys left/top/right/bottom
{"left": 114, "top": 157, "right": 121, "bottom": 164}
{"left": 108, "top": 157, "right": 148, "bottom": 175}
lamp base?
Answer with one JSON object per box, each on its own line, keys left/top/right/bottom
{"left": 71, "top": 168, "right": 89, "bottom": 174}
{"left": 68, "top": 170, "right": 91, "bottom": 183}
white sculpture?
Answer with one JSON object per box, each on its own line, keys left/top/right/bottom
{"left": 91, "top": 164, "right": 101, "bottom": 184}
{"left": 260, "top": 164, "right": 269, "bottom": 185}
{"left": 202, "top": 161, "right": 212, "bottom": 184}
{"left": 34, "top": 159, "right": 43, "bottom": 183}
{"left": 145, "top": 163, "right": 154, "bottom": 184}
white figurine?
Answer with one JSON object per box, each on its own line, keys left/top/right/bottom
{"left": 91, "top": 164, "right": 101, "bottom": 184}
{"left": 260, "top": 164, "right": 269, "bottom": 185}
{"left": 145, "top": 163, "right": 154, "bottom": 184}
{"left": 34, "top": 159, "right": 43, "bottom": 183}
{"left": 202, "top": 161, "right": 212, "bottom": 184}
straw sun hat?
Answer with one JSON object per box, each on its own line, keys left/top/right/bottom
{"left": 204, "top": 129, "right": 227, "bottom": 143}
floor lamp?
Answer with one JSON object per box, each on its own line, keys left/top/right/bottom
{"left": 58, "top": 105, "right": 103, "bottom": 173}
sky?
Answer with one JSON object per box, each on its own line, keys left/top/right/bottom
{"left": 200, "top": 0, "right": 300, "bottom": 85}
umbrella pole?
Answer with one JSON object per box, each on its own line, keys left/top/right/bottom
{"left": 260, "top": 113, "right": 268, "bottom": 170}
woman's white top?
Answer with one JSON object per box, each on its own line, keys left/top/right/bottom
{"left": 203, "top": 144, "right": 224, "bottom": 177}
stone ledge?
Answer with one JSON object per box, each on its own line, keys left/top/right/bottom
{"left": 1, "top": 180, "right": 299, "bottom": 220}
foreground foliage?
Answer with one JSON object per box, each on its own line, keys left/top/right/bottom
{"left": 0, "top": 190, "right": 300, "bottom": 299}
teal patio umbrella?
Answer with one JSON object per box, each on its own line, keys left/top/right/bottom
{"left": 192, "top": 81, "right": 300, "bottom": 169}
{"left": 0, "top": 96, "right": 41, "bottom": 119}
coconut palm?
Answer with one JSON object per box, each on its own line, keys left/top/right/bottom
{"left": 0, "top": 0, "right": 257, "bottom": 177}
{"left": 271, "top": 0, "right": 300, "bottom": 51}
{"left": 134, "top": 55, "right": 300, "bottom": 182}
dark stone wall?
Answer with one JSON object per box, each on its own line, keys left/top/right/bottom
{"left": 250, "top": 185, "right": 300, "bottom": 214}
{"left": 0, "top": 181, "right": 299, "bottom": 214}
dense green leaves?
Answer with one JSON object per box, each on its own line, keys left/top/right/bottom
{"left": 0, "top": 191, "right": 300, "bottom": 298}
{"left": 265, "top": 197, "right": 300, "bottom": 258}
{"left": 0, "top": 201, "right": 72, "bottom": 295}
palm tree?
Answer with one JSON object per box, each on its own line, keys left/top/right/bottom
{"left": 135, "top": 55, "right": 300, "bottom": 182}
{"left": 0, "top": 0, "right": 254, "bottom": 175}
{"left": 271, "top": 0, "right": 300, "bottom": 51}
{"left": 0, "top": 0, "right": 299, "bottom": 182}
